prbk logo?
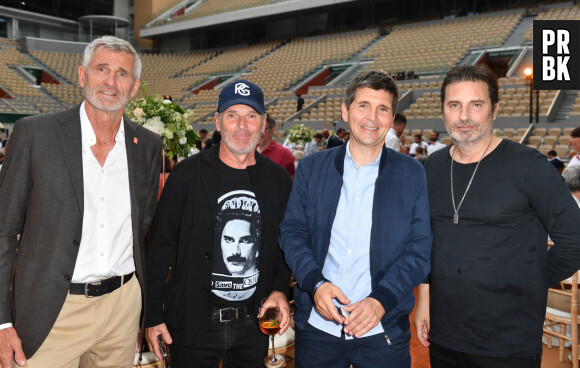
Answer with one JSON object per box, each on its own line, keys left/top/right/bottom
{"left": 234, "top": 82, "right": 250, "bottom": 96}
{"left": 534, "top": 20, "right": 580, "bottom": 89}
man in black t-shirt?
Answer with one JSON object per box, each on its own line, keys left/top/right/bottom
{"left": 415, "top": 65, "right": 580, "bottom": 368}
{"left": 145, "top": 80, "right": 292, "bottom": 367}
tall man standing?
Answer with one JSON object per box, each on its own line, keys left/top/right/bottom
{"left": 279, "top": 71, "right": 432, "bottom": 368}
{"left": 145, "top": 80, "right": 292, "bottom": 367}
{"left": 0, "top": 36, "right": 162, "bottom": 367}
{"left": 415, "top": 65, "right": 580, "bottom": 367}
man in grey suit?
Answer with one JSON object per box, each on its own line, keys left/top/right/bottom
{"left": 0, "top": 36, "right": 162, "bottom": 367}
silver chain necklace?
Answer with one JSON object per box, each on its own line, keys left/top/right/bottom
{"left": 450, "top": 138, "right": 493, "bottom": 224}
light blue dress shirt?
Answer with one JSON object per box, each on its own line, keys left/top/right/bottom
{"left": 308, "top": 141, "right": 384, "bottom": 339}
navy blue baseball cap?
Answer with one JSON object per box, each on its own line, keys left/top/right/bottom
{"left": 217, "top": 80, "right": 265, "bottom": 115}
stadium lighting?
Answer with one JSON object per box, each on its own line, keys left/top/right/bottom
{"left": 523, "top": 67, "right": 538, "bottom": 123}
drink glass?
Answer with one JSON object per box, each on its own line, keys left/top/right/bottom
{"left": 259, "top": 305, "right": 285, "bottom": 367}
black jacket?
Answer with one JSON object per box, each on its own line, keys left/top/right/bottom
{"left": 145, "top": 144, "right": 292, "bottom": 344}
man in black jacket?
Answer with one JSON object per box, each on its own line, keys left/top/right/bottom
{"left": 145, "top": 80, "right": 292, "bottom": 367}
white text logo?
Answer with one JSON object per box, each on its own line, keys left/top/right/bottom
{"left": 234, "top": 83, "right": 250, "bottom": 96}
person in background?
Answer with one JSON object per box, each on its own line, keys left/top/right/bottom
{"left": 427, "top": 131, "right": 446, "bottom": 156}
{"left": 327, "top": 128, "right": 346, "bottom": 149}
{"left": 258, "top": 114, "right": 295, "bottom": 178}
{"left": 409, "top": 134, "right": 428, "bottom": 157}
{"left": 385, "top": 113, "right": 407, "bottom": 151}
{"left": 304, "top": 133, "right": 323, "bottom": 157}
{"left": 297, "top": 94, "right": 305, "bottom": 112}
{"left": 546, "top": 149, "right": 565, "bottom": 172}
{"left": 196, "top": 128, "right": 209, "bottom": 150}
{"left": 566, "top": 127, "right": 580, "bottom": 168}
{"left": 563, "top": 165, "right": 580, "bottom": 208}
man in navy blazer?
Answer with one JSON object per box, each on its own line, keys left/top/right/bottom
{"left": 0, "top": 36, "right": 161, "bottom": 368}
{"left": 279, "top": 71, "right": 432, "bottom": 368}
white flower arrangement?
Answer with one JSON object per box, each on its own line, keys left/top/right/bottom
{"left": 287, "top": 124, "right": 314, "bottom": 145}
{"left": 125, "top": 95, "right": 198, "bottom": 159}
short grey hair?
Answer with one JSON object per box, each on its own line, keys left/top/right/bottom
{"left": 563, "top": 165, "right": 580, "bottom": 192}
{"left": 82, "top": 36, "right": 141, "bottom": 80}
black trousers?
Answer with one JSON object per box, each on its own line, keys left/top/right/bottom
{"left": 429, "top": 343, "right": 542, "bottom": 368}
{"left": 169, "top": 307, "right": 268, "bottom": 368}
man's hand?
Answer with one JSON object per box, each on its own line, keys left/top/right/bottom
{"left": 145, "top": 323, "right": 173, "bottom": 361}
{"left": 313, "top": 282, "right": 351, "bottom": 324}
{"left": 414, "top": 283, "right": 430, "bottom": 347}
{"left": 258, "top": 291, "right": 291, "bottom": 335}
{"left": 0, "top": 327, "right": 26, "bottom": 367}
{"left": 342, "top": 297, "right": 385, "bottom": 338}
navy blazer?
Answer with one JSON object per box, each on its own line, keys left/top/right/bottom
{"left": 279, "top": 144, "right": 432, "bottom": 341}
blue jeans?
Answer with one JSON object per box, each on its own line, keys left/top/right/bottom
{"left": 429, "top": 343, "right": 542, "bottom": 368}
{"left": 169, "top": 306, "right": 268, "bottom": 368}
{"left": 295, "top": 322, "right": 411, "bottom": 368}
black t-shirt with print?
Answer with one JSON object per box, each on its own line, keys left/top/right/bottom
{"left": 210, "top": 160, "right": 261, "bottom": 306}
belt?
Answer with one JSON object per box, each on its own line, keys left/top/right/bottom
{"left": 70, "top": 272, "right": 134, "bottom": 298}
{"left": 211, "top": 305, "right": 250, "bottom": 323}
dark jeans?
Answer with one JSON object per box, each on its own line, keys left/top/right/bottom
{"left": 295, "top": 322, "right": 411, "bottom": 368}
{"left": 169, "top": 306, "right": 268, "bottom": 368}
{"left": 430, "top": 343, "right": 542, "bottom": 368}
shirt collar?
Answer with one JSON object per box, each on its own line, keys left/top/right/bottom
{"left": 345, "top": 140, "right": 382, "bottom": 170}
{"left": 79, "top": 101, "right": 125, "bottom": 146}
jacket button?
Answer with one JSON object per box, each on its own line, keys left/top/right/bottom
{"left": 64, "top": 275, "right": 70, "bottom": 281}
{"left": 72, "top": 240, "right": 79, "bottom": 246}
{"left": 205, "top": 252, "right": 211, "bottom": 260}
{"left": 202, "top": 288, "right": 209, "bottom": 294}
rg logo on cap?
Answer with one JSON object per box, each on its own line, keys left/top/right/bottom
{"left": 234, "top": 83, "right": 250, "bottom": 96}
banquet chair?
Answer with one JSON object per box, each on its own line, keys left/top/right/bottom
{"left": 543, "top": 271, "right": 580, "bottom": 368}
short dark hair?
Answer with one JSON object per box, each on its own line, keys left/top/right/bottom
{"left": 337, "top": 128, "right": 345, "bottom": 135}
{"left": 344, "top": 71, "right": 399, "bottom": 113}
{"left": 199, "top": 128, "right": 208, "bottom": 134}
{"left": 393, "top": 113, "right": 407, "bottom": 126}
{"left": 415, "top": 134, "right": 422, "bottom": 140}
{"left": 314, "top": 133, "right": 323, "bottom": 139}
{"left": 547, "top": 149, "right": 557, "bottom": 157}
{"left": 266, "top": 114, "right": 276, "bottom": 129}
{"left": 441, "top": 65, "right": 499, "bottom": 109}
{"left": 432, "top": 131, "right": 440, "bottom": 139}
{"left": 571, "top": 127, "right": 580, "bottom": 138}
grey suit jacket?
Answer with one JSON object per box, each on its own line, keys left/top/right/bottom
{"left": 0, "top": 105, "right": 162, "bottom": 357}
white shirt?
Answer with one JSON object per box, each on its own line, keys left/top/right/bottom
{"left": 409, "top": 141, "right": 428, "bottom": 156}
{"left": 282, "top": 138, "right": 298, "bottom": 154}
{"left": 73, "top": 102, "right": 135, "bottom": 283}
{"left": 384, "top": 128, "right": 400, "bottom": 151}
{"left": 568, "top": 155, "right": 580, "bottom": 168}
{"left": 427, "top": 141, "right": 446, "bottom": 156}
{"left": 0, "top": 104, "right": 136, "bottom": 330}
{"left": 303, "top": 140, "right": 320, "bottom": 156}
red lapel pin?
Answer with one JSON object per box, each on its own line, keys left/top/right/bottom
{"left": 133, "top": 137, "right": 138, "bottom": 144}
